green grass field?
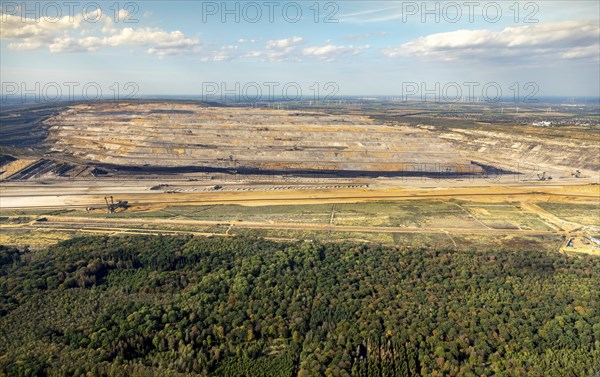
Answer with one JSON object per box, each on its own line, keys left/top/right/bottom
{"left": 537, "top": 202, "right": 600, "bottom": 226}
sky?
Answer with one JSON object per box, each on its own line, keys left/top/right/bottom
{"left": 1, "top": 1, "right": 599, "bottom": 100}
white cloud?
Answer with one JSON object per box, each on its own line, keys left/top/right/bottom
{"left": 49, "top": 36, "right": 92, "bottom": 53}
{"left": 302, "top": 44, "right": 370, "bottom": 61}
{"left": 0, "top": 14, "right": 80, "bottom": 39}
{"left": 242, "top": 50, "right": 262, "bottom": 58}
{"left": 246, "top": 36, "right": 304, "bottom": 62}
{"left": 561, "top": 44, "right": 599, "bottom": 59}
{"left": 200, "top": 44, "right": 239, "bottom": 62}
{"left": 1, "top": 12, "right": 199, "bottom": 57}
{"left": 6, "top": 40, "right": 43, "bottom": 50}
{"left": 383, "top": 20, "right": 599, "bottom": 62}
{"left": 101, "top": 28, "right": 198, "bottom": 48}
{"left": 266, "top": 36, "right": 303, "bottom": 49}
{"left": 206, "top": 37, "right": 369, "bottom": 63}
{"left": 117, "top": 9, "right": 130, "bottom": 20}
{"left": 1, "top": 14, "right": 81, "bottom": 50}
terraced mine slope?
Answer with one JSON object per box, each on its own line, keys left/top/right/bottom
{"left": 438, "top": 126, "right": 599, "bottom": 174}
{"left": 44, "top": 102, "right": 478, "bottom": 175}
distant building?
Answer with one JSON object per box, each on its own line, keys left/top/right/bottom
{"left": 532, "top": 121, "right": 552, "bottom": 127}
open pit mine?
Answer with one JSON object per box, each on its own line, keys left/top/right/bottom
{"left": 42, "top": 102, "right": 479, "bottom": 177}
{"left": 0, "top": 100, "right": 597, "bottom": 184}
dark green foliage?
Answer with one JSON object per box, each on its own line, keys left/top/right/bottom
{"left": 0, "top": 245, "right": 20, "bottom": 267}
{"left": 1, "top": 235, "right": 599, "bottom": 376}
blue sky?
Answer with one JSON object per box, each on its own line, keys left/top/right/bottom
{"left": 1, "top": 1, "right": 599, "bottom": 98}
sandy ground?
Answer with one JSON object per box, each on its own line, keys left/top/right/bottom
{"left": 0, "top": 159, "right": 37, "bottom": 180}
{"left": 1, "top": 181, "right": 598, "bottom": 210}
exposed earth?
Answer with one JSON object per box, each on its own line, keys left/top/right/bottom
{"left": 1, "top": 100, "right": 598, "bottom": 254}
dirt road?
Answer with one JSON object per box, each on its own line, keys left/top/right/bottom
{"left": 1, "top": 184, "right": 598, "bottom": 210}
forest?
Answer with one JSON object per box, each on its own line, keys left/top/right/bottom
{"left": 0, "top": 235, "right": 599, "bottom": 376}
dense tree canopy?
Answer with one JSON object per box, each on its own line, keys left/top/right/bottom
{"left": 0, "top": 236, "right": 599, "bottom": 376}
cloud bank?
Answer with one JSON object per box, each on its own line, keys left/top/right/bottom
{"left": 1, "top": 12, "right": 199, "bottom": 57}
{"left": 382, "top": 20, "right": 599, "bottom": 62}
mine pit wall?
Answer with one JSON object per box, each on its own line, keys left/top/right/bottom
{"left": 78, "top": 161, "right": 486, "bottom": 180}
{"left": 0, "top": 103, "right": 68, "bottom": 148}
{"left": 439, "top": 128, "right": 599, "bottom": 175}
{"left": 30, "top": 102, "right": 597, "bottom": 181}
{"left": 1, "top": 160, "right": 488, "bottom": 182}
{"left": 43, "top": 103, "right": 481, "bottom": 175}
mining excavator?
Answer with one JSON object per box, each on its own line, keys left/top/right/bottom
{"left": 104, "top": 196, "right": 129, "bottom": 214}
{"left": 537, "top": 172, "right": 552, "bottom": 181}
